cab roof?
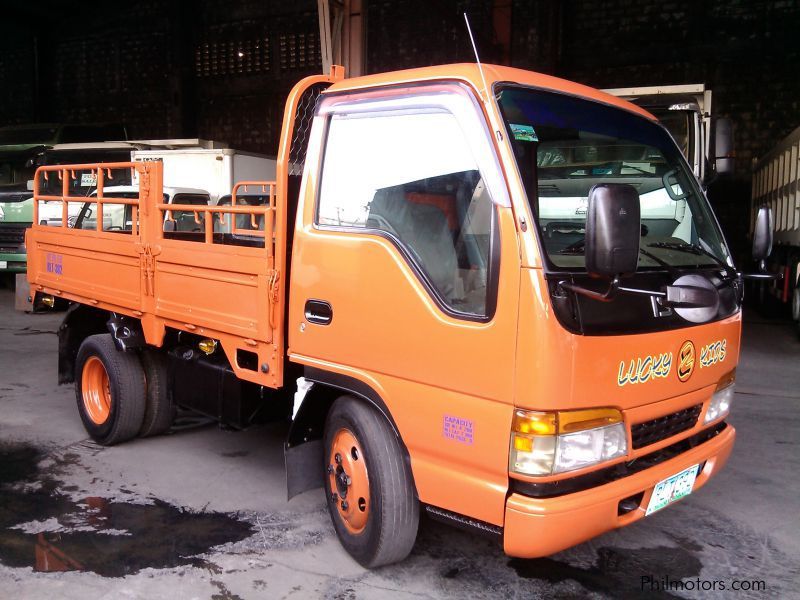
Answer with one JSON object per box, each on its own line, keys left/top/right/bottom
{"left": 327, "top": 63, "right": 655, "bottom": 121}
{"left": 101, "top": 185, "right": 210, "bottom": 197}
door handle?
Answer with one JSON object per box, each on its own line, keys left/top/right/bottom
{"left": 304, "top": 299, "right": 333, "bottom": 325}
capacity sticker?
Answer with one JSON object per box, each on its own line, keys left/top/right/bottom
{"left": 443, "top": 415, "right": 474, "bottom": 445}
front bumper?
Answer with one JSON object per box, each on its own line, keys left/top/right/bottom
{"left": 0, "top": 252, "right": 27, "bottom": 272}
{"left": 503, "top": 423, "right": 735, "bottom": 558}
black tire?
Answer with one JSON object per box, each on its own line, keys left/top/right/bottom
{"left": 74, "top": 334, "right": 146, "bottom": 446}
{"left": 138, "top": 350, "right": 175, "bottom": 437}
{"left": 323, "top": 396, "right": 419, "bottom": 568}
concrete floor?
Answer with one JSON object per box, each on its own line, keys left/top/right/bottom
{"left": 0, "top": 284, "right": 798, "bottom": 599}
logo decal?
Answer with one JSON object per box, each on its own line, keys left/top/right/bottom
{"left": 677, "top": 341, "right": 695, "bottom": 382}
{"left": 700, "top": 339, "right": 727, "bottom": 368}
{"left": 617, "top": 352, "right": 672, "bottom": 387}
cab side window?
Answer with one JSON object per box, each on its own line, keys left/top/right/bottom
{"left": 317, "top": 109, "right": 495, "bottom": 317}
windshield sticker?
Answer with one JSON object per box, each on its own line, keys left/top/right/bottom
{"left": 700, "top": 339, "right": 727, "bottom": 368}
{"left": 510, "top": 123, "right": 538, "bottom": 142}
{"left": 618, "top": 352, "right": 673, "bottom": 386}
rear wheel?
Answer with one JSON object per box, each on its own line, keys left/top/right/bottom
{"left": 323, "top": 396, "right": 419, "bottom": 568}
{"left": 139, "top": 350, "right": 175, "bottom": 437}
{"left": 75, "top": 334, "right": 146, "bottom": 445}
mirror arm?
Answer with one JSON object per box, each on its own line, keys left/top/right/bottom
{"left": 739, "top": 259, "right": 783, "bottom": 281}
{"left": 559, "top": 277, "right": 670, "bottom": 303}
{"left": 560, "top": 278, "right": 718, "bottom": 309}
{"left": 558, "top": 276, "right": 621, "bottom": 303}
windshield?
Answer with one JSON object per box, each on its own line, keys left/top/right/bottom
{"left": 496, "top": 87, "right": 730, "bottom": 271}
{"left": 0, "top": 161, "right": 18, "bottom": 185}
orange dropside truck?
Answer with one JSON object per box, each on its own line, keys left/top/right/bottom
{"left": 27, "top": 64, "right": 741, "bottom": 567}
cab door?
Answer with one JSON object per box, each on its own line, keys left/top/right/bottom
{"left": 288, "top": 83, "right": 521, "bottom": 525}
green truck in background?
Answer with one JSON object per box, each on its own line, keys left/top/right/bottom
{"left": 0, "top": 123, "right": 126, "bottom": 272}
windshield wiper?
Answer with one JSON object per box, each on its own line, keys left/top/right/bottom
{"left": 647, "top": 241, "right": 729, "bottom": 270}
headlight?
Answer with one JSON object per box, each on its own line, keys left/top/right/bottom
{"left": 510, "top": 408, "right": 627, "bottom": 476}
{"left": 705, "top": 370, "right": 735, "bottom": 424}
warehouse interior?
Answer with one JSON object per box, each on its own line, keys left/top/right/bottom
{"left": 2, "top": 1, "right": 799, "bottom": 259}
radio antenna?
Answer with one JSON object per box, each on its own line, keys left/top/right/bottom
{"left": 463, "top": 12, "right": 489, "bottom": 100}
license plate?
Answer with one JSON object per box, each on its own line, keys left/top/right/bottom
{"left": 646, "top": 464, "right": 700, "bottom": 516}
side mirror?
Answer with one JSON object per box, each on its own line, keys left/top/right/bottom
{"left": 585, "top": 183, "right": 641, "bottom": 278}
{"left": 714, "top": 118, "right": 734, "bottom": 175}
{"left": 26, "top": 179, "right": 35, "bottom": 192}
{"left": 752, "top": 205, "right": 773, "bottom": 262}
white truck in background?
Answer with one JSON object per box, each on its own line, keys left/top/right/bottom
{"left": 750, "top": 125, "right": 800, "bottom": 328}
{"left": 128, "top": 139, "right": 276, "bottom": 203}
{"left": 603, "top": 84, "right": 733, "bottom": 185}
{"left": 37, "top": 139, "right": 276, "bottom": 225}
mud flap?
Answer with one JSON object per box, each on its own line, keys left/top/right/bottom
{"left": 285, "top": 440, "right": 324, "bottom": 500}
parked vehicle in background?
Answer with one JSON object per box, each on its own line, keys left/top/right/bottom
{"left": 3, "top": 137, "right": 272, "bottom": 270}
{"left": 750, "top": 125, "right": 800, "bottom": 327}
{"left": 66, "top": 186, "right": 211, "bottom": 231}
{"left": 0, "top": 124, "right": 127, "bottom": 272}
{"left": 37, "top": 142, "right": 136, "bottom": 227}
{"left": 26, "top": 64, "right": 774, "bottom": 568}
{"left": 603, "top": 85, "right": 733, "bottom": 186}
{"left": 129, "top": 139, "right": 276, "bottom": 204}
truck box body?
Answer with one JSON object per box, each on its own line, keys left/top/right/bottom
{"left": 131, "top": 145, "right": 276, "bottom": 204}
{"left": 603, "top": 84, "right": 712, "bottom": 184}
{"left": 751, "top": 125, "right": 800, "bottom": 315}
{"left": 27, "top": 64, "right": 741, "bottom": 566}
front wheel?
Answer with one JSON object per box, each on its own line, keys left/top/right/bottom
{"left": 323, "top": 396, "right": 419, "bottom": 568}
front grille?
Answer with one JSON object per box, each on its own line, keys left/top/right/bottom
{"left": 0, "top": 193, "right": 30, "bottom": 203}
{"left": 631, "top": 404, "right": 702, "bottom": 449}
{"left": 0, "top": 224, "right": 29, "bottom": 251}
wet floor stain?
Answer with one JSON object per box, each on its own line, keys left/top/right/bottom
{"left": 509, "top": 545, "right": 702, "bottom": 599}
{"left": 0, "top": 441, "right": 254, "bottom": 577}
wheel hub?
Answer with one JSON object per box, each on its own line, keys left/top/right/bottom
{"left": 81, "top": 356, "right": 112, "bottom": 425}
{"left": 328, "top": 429, "right": 370, "bottom": 534}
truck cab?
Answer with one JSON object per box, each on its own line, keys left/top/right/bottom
{"left": 69, "top": 185, "right": 211, "bottom": 231}
{"left": 286, "top": 66, "right": 740, "bottom": 559}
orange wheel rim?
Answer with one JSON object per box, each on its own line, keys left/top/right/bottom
{"left": 81, "top": 356, "right": 112, "bottom": 425}
{"left": 328, "top": 428, "right": 370, "bottom": 534}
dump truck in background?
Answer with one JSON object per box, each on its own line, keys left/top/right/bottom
{"left": 26, "top": 64, "right": 776, "bottom": 567}
{"left": 0, "top": 123, "right": 127, "bottom": 272}
{"left": 750, "top": 125, "right": 800, "bottom": 328}
{"left": 603, "top": 84, "right": 734, "bottom": 186}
